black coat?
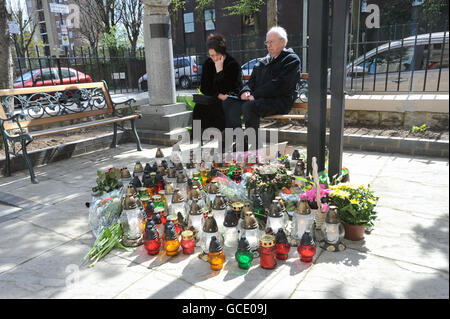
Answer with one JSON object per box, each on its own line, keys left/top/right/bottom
{"left": 193, "top": 55, "right": 243, "bottom": 132}
{"left": 241, "top": 48, "right": 301, "bottom": 114}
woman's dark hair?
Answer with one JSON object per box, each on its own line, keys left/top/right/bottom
{"left": 206, "top": 34, "right": 227, "bottom": 55}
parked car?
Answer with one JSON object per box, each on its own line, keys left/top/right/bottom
{"left": 241, "top": 58, "right": 263, "bottom": 77}
{"left": 13, "top": 67, "right": 92, "bottom": 88}
{"left": 138, "top": 55, "right": 202, "bottom": 91}
{"left": 340, "top": 31, "right": 449, "bottom": 92}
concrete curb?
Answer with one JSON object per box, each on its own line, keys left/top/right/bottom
{"left": 262, "top": 128, "right": 449, "bottom": 158}
{"left": 1, "top": 128, "right": 448, "bottom": 176}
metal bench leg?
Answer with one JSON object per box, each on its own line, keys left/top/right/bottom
{"left": 21, "top": 139, "right": 39, "bottom": 184}
{"left": 111, "top": 123, "right": 118, "bottom": 148}
{"left": 131, "top": 119, "right": 142, "bottom": 151}
{"left": 2, "top": 137, "right": 11, "bottom": 177}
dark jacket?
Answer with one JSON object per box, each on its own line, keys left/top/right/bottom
{"left": 194, "top": 54, "right": 242, "bottom": 131}
{"left": 200, "top": 55, "right": 243, "bottom": 97}
{"left": 241, "top": 48, "right": 301, "bottom": 114}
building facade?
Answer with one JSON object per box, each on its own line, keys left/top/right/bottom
{"left": 171, "top": 0, "right": 305, "bottom": 56}
{"left": 26, "top": 0, "right": 85, "bottom": 57}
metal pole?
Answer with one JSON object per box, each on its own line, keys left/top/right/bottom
{"left": 307, "top": 0, "right": 329, "bottom": 174}
{"left": 329, "top": 0, "right": 351, "bottom": 181}
{"left": 302, "top": 0, "right": 308, "bottom": 73}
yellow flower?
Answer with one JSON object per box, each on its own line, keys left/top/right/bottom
{"left": 357, "top": 194, "right": 361, "bottom": 198}
{"left": 350, "top": 199, "right": 359, "bottom": 205}
{"left": 364, "top": 205, "right": 368, "bottom": 209}
{"left": 368, "top": 199, "right": 376, "bottom": 205}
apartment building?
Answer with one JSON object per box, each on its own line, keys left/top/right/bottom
{"left": 26, "top": 0, "right": 84, "bottom": 57}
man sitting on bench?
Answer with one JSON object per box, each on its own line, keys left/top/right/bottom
{"left": 222, "top": 26, "right": 301, "bottom": 151}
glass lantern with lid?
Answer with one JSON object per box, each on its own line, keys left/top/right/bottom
{"left": 235, "top": 236, "right": 254, "bottom": 269}
{"left": 208, "top": 236, "right": 226, "bottom": 271}
{"left": 240, "top": 211, "right": 260, "bottom": 251}
{"left": 143, "top": 221, "right": 161, "bottom": 255}
{"left": 171, "top": 188, "right": 187, "bottom": 219}
{"left": 319, "top": 205, "right": 346, "bottom": 252}
{"left": 187, "top": 200, "right": 204, "bottom": 245}
{"left": 200, "top": 213, "right": 220, "bottom": 254}
{"left": 266, "top": 200, "right": 286, "bottom": 233}
{"left": 298, "top": 230, "right": 316, "bottom": 262}
{"left": 222, "top": 209, "right": 239, "bottom": 248}
{"left": 211, "top": 194, "right": 227, "bottom": 233}
{"left": 292, "top": 198, "right": 314, "bottom": 244}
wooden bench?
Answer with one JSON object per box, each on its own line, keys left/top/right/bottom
{"left": 0, "top": 81, "right": 142, "bottom": 184}
{"left": 241, "top": 73, "right": 308, "bottom": 122}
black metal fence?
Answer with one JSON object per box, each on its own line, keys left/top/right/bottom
{"left": 12, "top": 28, "right": 449, "bottom": 95}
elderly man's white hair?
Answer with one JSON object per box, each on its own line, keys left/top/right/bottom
{"left": 267, "top": 26, "right": 288, "bottom": 46}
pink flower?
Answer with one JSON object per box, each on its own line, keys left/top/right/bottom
{"left": 321, "top": 203, "right": 330, "bottom": 213}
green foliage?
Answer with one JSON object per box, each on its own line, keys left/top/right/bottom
{"left": 379, "top": 0, "right": 415, "bottom": 26}
{"left": 176, "top": 95, "right": 196, "bottom": 111}
{"left": 329, "top": 184, "right": 379, "bottom": 227}
{"left": 420, "top": 0, "right": 449, "bottom": 26}
{"left": 92, "top": 167, "right": 123, "bottom": 197}
{"left": 224, "top": 0, "right": 265, "bottom": 16}
{"left": 84, "top": 222, "right": 132, "bottom": 267}
{"left": 412, "top": 124, "right": 428, "bottom": 133}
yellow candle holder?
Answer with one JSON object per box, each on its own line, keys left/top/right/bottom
{"left": 208, "top": 251, "right": 226, "bottom": 271}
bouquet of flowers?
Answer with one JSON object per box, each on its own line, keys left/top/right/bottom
{"left": 245, "top": 163, "right": 293, "bottom": 194}
{"left": 329, "top": 183, "right": 378, "bottom": 227}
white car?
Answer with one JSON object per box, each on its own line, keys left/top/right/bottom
{"left": 241, "top": 58, "right": 263, "bottom": 77}
{"left": 138, "top": 56, "right": 202, "bottom": 91}
{"left": 340, "top": 31, "right": 449, "bottom": 93}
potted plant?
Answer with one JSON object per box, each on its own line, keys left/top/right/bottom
{"left": 329, "top": 183, "right": 378, "bottom": 241}
{"left": 299, "top": 184, "right": 331, "bottom": 230}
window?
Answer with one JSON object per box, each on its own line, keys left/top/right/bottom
{"left": 40, "top": 69, "right": 55, "bottom": 81}
{"left": 61, "top": 68, "right": 76, "bottom": 79}
{"left": 204, "top": 9, "right": 215, "bottom": 31}
{"left": 184, "top": 12, "right": 194, "bottom": 33}
{"left": 357, "top": 46, "right": 415, "bottom": 74}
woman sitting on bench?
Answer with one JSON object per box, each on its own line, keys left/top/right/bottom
{"left": 193, "top": 34, "right": 243, "bottom": 136}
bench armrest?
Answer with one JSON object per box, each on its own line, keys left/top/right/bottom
{"left": 111, "top": 98, "right": 137, "bottom": 116}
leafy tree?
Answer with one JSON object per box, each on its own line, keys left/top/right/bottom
{"left": 419, "top": 0, "right": 449, "bottom": 28}
{"left": 224, "top": 0, "right": 265, "bottom": 34}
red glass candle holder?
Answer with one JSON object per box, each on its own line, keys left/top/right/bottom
{"left": 180, "top": 230, "right": 196, "bottom": 255}
{"left": 297, "top": 244, "right": 316, "bottom": 262}
{"left": 144, "top": 237, "right": 161, "bottom": 255}
{"left": 259, "top": 235, "right": 277, "bottom": 269}
{"left": 276, "top": 243, "right": 291, "bottom": 260}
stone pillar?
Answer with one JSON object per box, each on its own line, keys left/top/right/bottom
{"left": 138, "top": 0, "right": 192, "bottom": 146}
{"left": 142, "top": 0, "right": 176, "bottom": 105}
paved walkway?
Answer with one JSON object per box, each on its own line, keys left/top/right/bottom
{"left": 0, "top": 143, "right": 448, "bottom": 299}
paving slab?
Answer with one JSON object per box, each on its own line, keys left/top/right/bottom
{"left": 0, "top": 218, "right": 71, "bottom": 275}
{"left": 290, "top": 248, "right": 449, "bottom": 299}
{"left": 0, "top": 142, "right": 448, "bottom": 299}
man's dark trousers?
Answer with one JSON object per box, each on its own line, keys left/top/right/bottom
{"left": 222, "top": 97, "right": 287, "bottom": 150}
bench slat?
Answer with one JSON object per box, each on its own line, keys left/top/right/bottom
{"left": 264, "top": 114, "right": 306, "bottom": 120}
{"left": 0, "top": 82, "right": 105, "bottom": 96}
{"left": 13, "top": 114, "right": 140, "bottom": 139}
{"left": 2, "top": 108, "right": 112, "bottom": 131}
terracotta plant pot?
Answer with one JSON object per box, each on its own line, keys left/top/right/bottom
{"left": 342, "top": 223, "right": 365, "bottom": 241}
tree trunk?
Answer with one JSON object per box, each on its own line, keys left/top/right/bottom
{"left": 0, "top": 0, "right": 13, "bottom": 90}
{"left": 267, "top": 0, "right": 278, "bottom": 30}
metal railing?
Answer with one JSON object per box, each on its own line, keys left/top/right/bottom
{"left": 346, "top": 29, "right": 449, "bottom": 94}
{"left": 12, "top": 29, "right": 448, "bottom": 94}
